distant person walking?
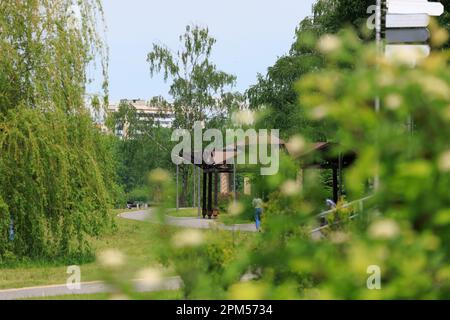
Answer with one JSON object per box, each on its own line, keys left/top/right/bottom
{"left": 252, "top": 198, "right": 263, "bottom": 231}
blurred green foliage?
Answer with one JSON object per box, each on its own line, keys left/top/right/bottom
{"left": 89, "top": 1, "right": 450, "bottom": 300}
{"left": 107, "top": 24, "right": 450, "bottom": 300}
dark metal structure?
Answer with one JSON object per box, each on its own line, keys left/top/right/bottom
{"left": 181, "top": 149, "right": 236, "bottom": 219}
{"left": 176, "top": 139, "right": 355, "bottom": 218}
{"left": 297, "top": 142, "right": 357, "bottom": 203}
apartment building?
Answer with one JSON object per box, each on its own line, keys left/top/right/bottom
{"left": 108, "top": 99, "right": 175, "bottom": 137}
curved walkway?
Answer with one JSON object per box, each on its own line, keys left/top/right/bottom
{"left": 119, "top": 209, "right": 257, "bottom": 232}
{"left": 0, "top": 277, "right": 182, "bottom": 300}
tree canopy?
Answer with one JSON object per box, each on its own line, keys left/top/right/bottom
{"left": 246, "top": 0, "right": 412, "bottom": 140}
{"left": 147, "top": 24, "right": 243, "bottom": 130}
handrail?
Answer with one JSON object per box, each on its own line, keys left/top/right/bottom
{"left": 311, "top": 195, "right": 375, "bottom": 235}
{"left": 316, "top": 195, "right": 374, "bottom": 218}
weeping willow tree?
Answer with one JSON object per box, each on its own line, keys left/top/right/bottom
{"left": 0, "top": 0, "right": 117, "bottom": 260}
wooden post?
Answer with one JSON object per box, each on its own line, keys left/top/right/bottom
{"left": 374, "top": 0, "right": 382, "bottom": 191}
{"left": 202, "top": 170, "right": 207, "bottom": 218}
{"left": 233, "top": 164, "right": 237, "bottom": 203}
{"left": 197, "top": 167, "right": 201, "bottom": 218}
{"left": 176, "top": 164, "right": 179, "bottom": 211}
{"left": 208, "top": 171, "right": 213, "bottom": 218}
{"left": 220, "top": 173, "right": 230, "bottom": 194}
{"left": 332, "top": 168, "right": 338, "bottom": 204}
{"left": 193, "top": 165, "right": 196, "bottom": 207}
{"left": 214, "top": 171, "right": 219, "bottom": 210}
{"left": 338, "top": 153, "right": 343, "bottom": 199}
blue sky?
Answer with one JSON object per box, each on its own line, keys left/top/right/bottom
{"left": 98, "top": 0, "right": 315, "bottom": 103}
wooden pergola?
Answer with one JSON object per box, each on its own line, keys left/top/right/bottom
{"left": 180, "top": 149, "right": 235, "bottom": 218}
{"left": 178, "top": 133, "right": 285, "bottom": 219}
{"left": 175, "top": 138, "right": 356, "bottom": 218}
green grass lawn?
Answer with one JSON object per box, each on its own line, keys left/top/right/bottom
{"left": 166, "top": 207, "right": 200, "bottom": 217}
{"left": 0, "top": 207, "right": 254, "bottom": 297}
{"left": 0, "top": 208, "right": 252, "bottom": 300}
{"left": 27, "top": 290, "right": 183, "bottom": 300}
{"left": 0, "top": 208, "right": 176, "bottom": 290}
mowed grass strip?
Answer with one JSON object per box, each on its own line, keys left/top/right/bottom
{"left": 25, "top": 290, "right": 183, "bottom": 300}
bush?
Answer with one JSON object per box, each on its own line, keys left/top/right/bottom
{"left": 218, "top": 193, "right": 255, "bottom": 223}
{"left": 127, "top": 185, "right": 151, "bottom": 204}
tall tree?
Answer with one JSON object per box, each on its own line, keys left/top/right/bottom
{"left": 312, "top": 0, "right": 374, "bottom": 34}
{"left": 247, "top": 18, "right": 326, "bottom": 140}
{"left": 147, "top": 24, "right": 241, "bottom": 130}
{"left": 0, "top": 0, "right": 117, "bottom": 260}
{"left": 247, "top": 0, "right": 379, "bottom": 141}
{"left": 147, "top": 25, "right": 242, "bottom": 206}
{"left": 248, "top": 0, "right": 449, "bottom": 141}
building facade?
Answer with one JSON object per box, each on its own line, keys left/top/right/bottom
{"left": 108, "top": 99, "right": 175, "bottom": 138}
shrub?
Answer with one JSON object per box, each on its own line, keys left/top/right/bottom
{"left": 127, "top": 185, "right": 151, "bottom": 204}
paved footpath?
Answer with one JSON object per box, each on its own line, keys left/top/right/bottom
{"left": 121, "top": 209, "right": 322, "bottom": 238}
{"left": 119, "top": 209, "right": 257, "bottom": 232}
{"left": 0, "top": 276, "right": 182, "bottom": 300}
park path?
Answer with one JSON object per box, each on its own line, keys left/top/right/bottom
{"left": 119, "top": 208, "right": 258, "bottom": 232}
{"left": 121, "top": 209, "right": 324, "bottom": 238}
